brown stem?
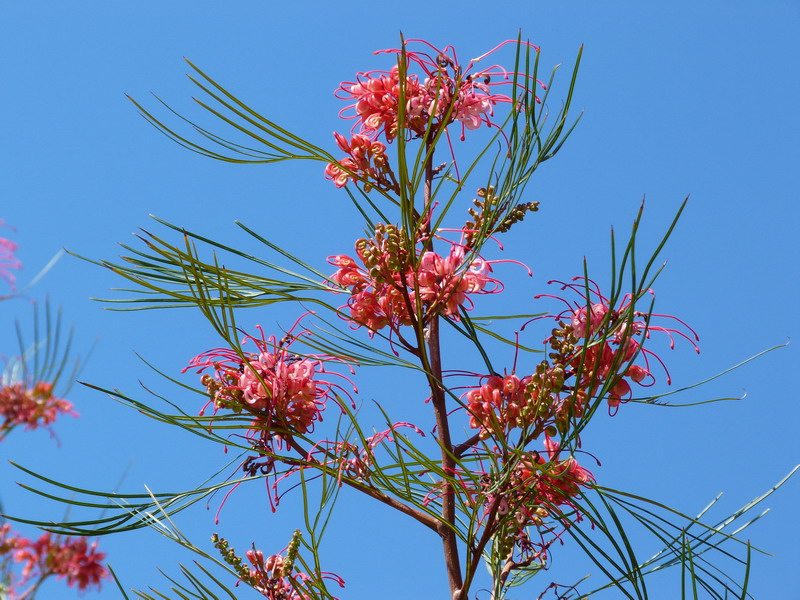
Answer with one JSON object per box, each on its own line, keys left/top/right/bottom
{"left": 461, "top": 496, "right": 503, "bottom": 596}
{"left": 497, "top": 554, "right": 536, "bottom": 596}
{"left": 453, "top": 432, "right": 482, "bottom": 458}
{"left": 233, "top": 409, "right": 439, "bottom": 534}
{"left": 427, "top": 315, "right": 464, "bottom": 598}
{"left": 347, "top": 477, "right": 439, "bottom": 532}
{"left": 415, "top": 136, "right": 464, "bottom": 599}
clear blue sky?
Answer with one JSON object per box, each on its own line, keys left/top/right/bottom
{"left": 1, "top": 2, "right": 798, "bottom": 599}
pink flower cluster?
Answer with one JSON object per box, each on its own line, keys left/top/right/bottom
{"left": 515, "top": 437, "right": 594, "bottom": 511}
{"left": 0, "top": 522, "right": 23, "bottom": 557}
{"left": 416, "top": 249, "right": 499, "bottom": 315}
{"left": 476, "top": 438, "right": 594, "bottom": 559}
{"left": 186, "top": 329, "right": 348, "bottom": 437}
{"left": 535, "top": 278, "right": 699, "bottom": 410}
{"left": 330, "top": 232, "right": 500, "bottom": 334}
{"left": 0, "top": 381, "right": 76, "bottom": 439}
{"left": 465, "top": 373, "right": 532, "bottom": 437}
{"left": 462, "top": 279, "right": 698, "bottom": 441}
{"left": 326, "top": 40, "right": 544, "bottom": 189}
{"left": 336, "top": 41, "right": 519, "bottom": 142}
{"left": 245, "top": 548, "right": 344, "bottom": 600}
{"left": 1, "top": 524, "right": 107, "bottom": 596}
{"left": 323, "top": 132, "right": 394, "bottom": 191}
{"left": 429, "top": 438, "right": 594, "bottom": 565}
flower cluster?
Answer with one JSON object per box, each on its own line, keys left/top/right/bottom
{"left": 0, "top": 525, "right": 107, "bottom": 597}
{"left": 186, "top": 327, "right": 352, "bottom": 438}
{"left": 330, "top": 224, "right": 501, "bottom": 334}
{"left": 245, "top": 550, "right": 310, "bottom": 600}
{"left": 323, "top": 132, "right": 398, "bottom": 192}
{"left": 336, "top": 40, "right": 522, "bottom": 142}
{"left": 0, "top": 381, "right": 76, "bottom": 439}
{"left": 326, "top": 40, "right": 543, "bottom": 189}
{"left": 539, "top": 278, "right": 699, "bottom": 410}
{"left": 214, "top": 532, "right": 344, "bottom": 600}
{"left": 462, "top": 278, "right": 697, "bottom": 445}
{"left": 465, "top": 373, "right": 532, "bottom": 438}
{"left": 491, "top": 440, "right": 593, "bottom": 527}
{"left": 514, "top": 437, "right": 595, "bottom": 512}
{"left": 479, "top": 438, "right": 594, "bottom": 564}
{"left": 463, "top": 332, "right": 577, "bottom": 439}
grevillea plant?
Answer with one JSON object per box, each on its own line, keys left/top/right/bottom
{"left": 0, "top": 230, "right": 108, "bottom": 599}
{"left": 1, "top": 304, "right": 79, "bottom": 443}
{"left": 9, "top": 37, "right": 796, "bottom": 600}
{"left": 0, "top": 237, "right": 79, "bottom": 442}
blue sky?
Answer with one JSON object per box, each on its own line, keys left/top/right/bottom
{"left": 1, "top": 2, "right": 799, "bottom": 599}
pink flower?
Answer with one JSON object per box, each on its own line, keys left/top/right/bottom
{"left": 570, "top": 302, "right": 609, "bottom": 339}
{"left": 186, "top": 327, "right": 352, "bottom": 437}
{"left": 12, "top": 531, "right": 107, "bottom": 593}
{"left": 1, "top": 523, "right": 23, "bottom": 549}
{"left": 186, "top": 324, "right": 358, "bottom": 514}
{"left": 245, "top": 545, "right": 344, "bottom": 600}
{"left": 416, "top": 246, "right": 500, "bottom": 317}
{"left": 328, "top": 255, "right": 367, "bottom": 289}
{"left": 453, "top": 88, "right": 493, "bottom": 131}
{"left": 337, "top": 64, "right": 425, "bottom": 141}
{"left": 328, "top": 227, "right": 503, "bottom": 335}
{"left": 335, "top": 39, "right": 544, "bottom": 143}
{"left": 324, "top": 133, "right": 396, "bottom": 191}
{"left": 528, "top": 437, "right": 595, "bottom": 504}
{"left": 465, "top": 373, "right": 532, "bottom": 437}
{"left": 345, "top": 288, "right": 397, "bottom": 333}
{"left": 482, "top": 438, "right": 594, "bottom": 525}
{"left": 464, "top": 438, "right": 594, "bottom": 567}
{"left": 536, "top": 277, "right": 700, "bottom": 411}
{"left": 0, "top": 381, "right": 76, "bottom": 439}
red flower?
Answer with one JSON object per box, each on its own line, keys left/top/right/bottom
{"left": 245, "top": 545, "right": 344, "bottom": 600}
{"left": 11, "top": 530, "right": 107, "bottom": 593}
{"left": 335, "top": 39, "right": 542, "bottom": 143}
{"left": 329, "top": 227, "right": 503, "bottom": 335}
{"left": 324, "top": 132, "right": 398, "bottom": 192}
{"left": 0, "top": 381, "right": 76, "bottom": 439}
{"left": 186, "top": 326, "right": 353, "bottom": 437}
{"left": 465, "top": 373, "right": 532, "bottom": 437}
{"left": 536, "top": 277, "right": 700, "bottom": 410}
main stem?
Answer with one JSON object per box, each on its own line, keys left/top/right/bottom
{"left": 421, "top": 142, "right": 464, "bottom": 599}
{"left": 428, "top": 314, "right": 463, "bottom": 598}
